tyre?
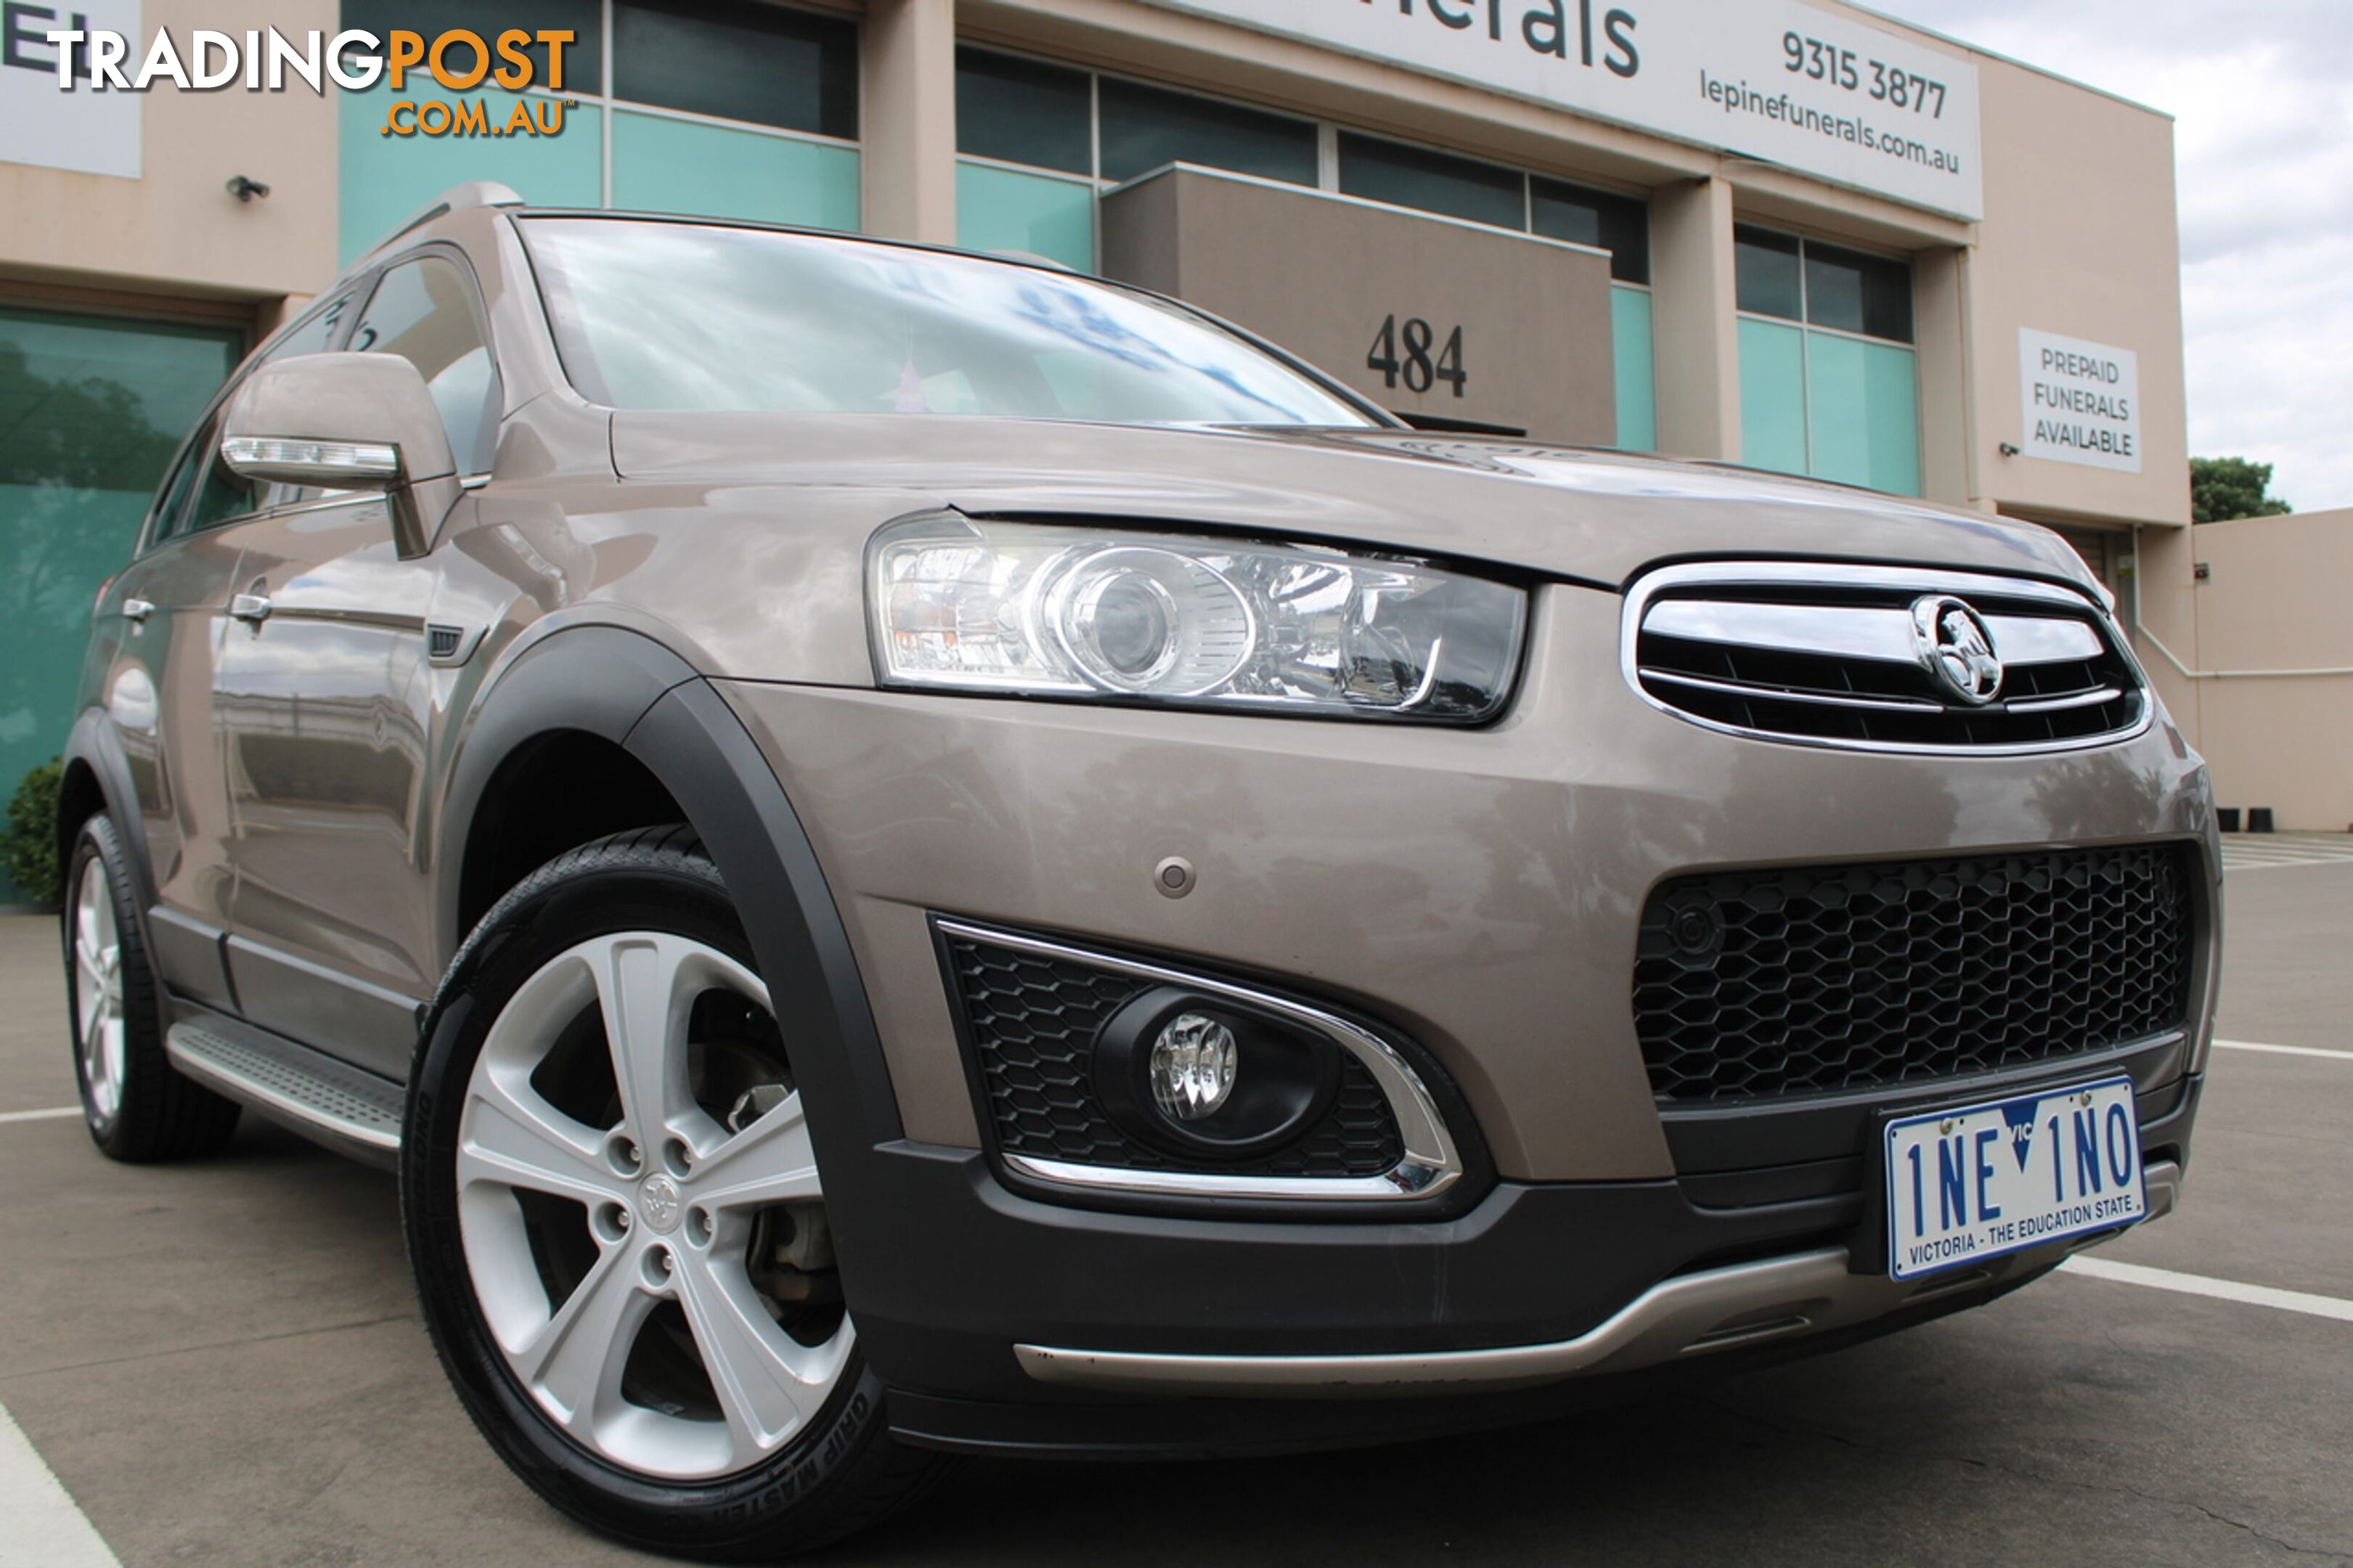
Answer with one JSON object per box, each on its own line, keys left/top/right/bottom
{"left": 401, "top": 827, "right": 942, "bottom": 1561}
{"left": 64, "top": 813, "right": 241, "bottom": 1161}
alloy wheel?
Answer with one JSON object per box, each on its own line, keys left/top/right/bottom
{"left": 73, "top": 855, "right": 126, "bottom": 1123}
{"left": 456, "top": 931, "right": 851, "bottom": 1481}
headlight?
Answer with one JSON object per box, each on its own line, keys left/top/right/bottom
{"left": 867, "top": 515, "right": 1526, "bottom": 722}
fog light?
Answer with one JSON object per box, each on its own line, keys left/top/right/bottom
{"left": 1149, "top": 1013, "right": 1238, "bottom": 1122}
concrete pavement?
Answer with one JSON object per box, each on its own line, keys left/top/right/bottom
{"left": 1, "top": 861, "right": 2347, "bottom": 1566}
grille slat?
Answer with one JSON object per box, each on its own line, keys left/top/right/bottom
{"left": 1634, "top": 844, "right": 2195, "bottom": 1103}
{"left": 944, "top": 936, "right": 1405, "bottom": 1177}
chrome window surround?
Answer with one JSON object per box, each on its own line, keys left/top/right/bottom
{"left": 1620, "top": 560, "right": 2153, "bottom": 757}
{"left": 934, "top": 919, "right": 1465, "bottom": 1203}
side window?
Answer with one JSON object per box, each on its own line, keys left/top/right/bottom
{"left": 348, "top": 256, "right": 499, "bottom": 474}
{"left": 183, "top": 430, "right": 261, "bottom": 535}
{"left": 252, "top": 290, "right": 358, "bottom": 510}
{"left": 145, "top": 423, "right": 213, "bottom": 547}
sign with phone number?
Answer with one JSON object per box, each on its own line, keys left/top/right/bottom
{"left": 1135, "top": 0, "right": 1983, "bottom": 220}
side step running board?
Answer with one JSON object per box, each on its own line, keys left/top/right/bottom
{"left": 167, "top": 1016, "right": 406, "bottom": 1168}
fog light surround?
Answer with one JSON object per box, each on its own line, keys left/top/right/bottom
{"left": 1094, "top": 987, "right": 1339, "bottom": 1159}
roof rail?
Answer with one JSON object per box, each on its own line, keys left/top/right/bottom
{"left": 362, "top": 181, "right": 525, "bottom": 261}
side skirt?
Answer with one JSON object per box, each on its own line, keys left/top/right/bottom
{"left": 165, "top": 1003, "right": 404, "bottom": 1168}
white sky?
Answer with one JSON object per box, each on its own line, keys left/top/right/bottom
{"left": 1867, "top": 0, "right": 2352, "bottom": 512}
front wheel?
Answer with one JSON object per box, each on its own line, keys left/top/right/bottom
{"left": 401, "top": 828, "right": 939, "bottom": 1560}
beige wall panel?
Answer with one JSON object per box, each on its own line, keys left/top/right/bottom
{"left": 2134, "top": 509, "right": 2353, "bottom": 830}
{"left": 1965, "top": 64, "right": 2189, "bottom": 526}
{"left": 0, "top": 0, "right": 338, "bottom": 301}
{"left": 1102, "top": 167, "right": 1617, "bottom": 444}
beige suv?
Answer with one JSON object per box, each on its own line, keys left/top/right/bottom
{"left": 59, "top": 184, "right": 2217, "bottom": 1557}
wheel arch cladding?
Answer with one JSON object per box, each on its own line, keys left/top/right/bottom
{"left": 433, "top": 622, "right": 904, "bottom": 1159}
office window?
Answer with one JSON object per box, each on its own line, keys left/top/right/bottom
{"left": 1531, "top": 176, "right": 1649, "bottom": 285}
{"left": 613, "top": 0, "right": 857, "bottom": 139}
{"left": 958, "top": 49, "right": 1091, "bottom": 176}
{"left": 1736, "top": 224, "right": 1919, "bottom": 495}
{"left": 1098, "top": 78, "right": 1317, "bottom": 185}
{"left": 1337, "top": 134, "right": 1524, "bottom": 230}
{"left": 340, "top": 0, "right": 601, "bottom": 91}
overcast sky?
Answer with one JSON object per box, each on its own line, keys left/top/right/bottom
{"left": 1869, "top": 0, "right": 2350, "bottom": 512}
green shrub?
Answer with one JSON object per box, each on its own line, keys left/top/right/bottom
{"left": 2, "top": 759, "right": 64, "bottom": 907}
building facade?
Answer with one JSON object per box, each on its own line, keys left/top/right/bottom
{"left": 1, "top": 0, "right": 2214, "bottom": 891}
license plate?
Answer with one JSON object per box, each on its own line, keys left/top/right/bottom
{"left": 1885, "top": 1076, "right": 2146, "bottom": 1281}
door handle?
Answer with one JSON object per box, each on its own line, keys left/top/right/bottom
{"left": 121, "top": 598, "right": 155, "bottom": 624}
{"left": 229, "top": 592, "right": 273, "bottom": 625}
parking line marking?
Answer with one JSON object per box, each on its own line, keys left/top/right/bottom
{"left": 2212, "top": 1039, "right": 2353, "bottom": 1061}
{"left": 0, "top": 1107, "right": 81, "bottom": 1126}
{"left": 2059, "top": 1256, "right": 2353, "bottom": 1324}
{"left": 0, "top": 1402, "right": 121, "bottom": 1567}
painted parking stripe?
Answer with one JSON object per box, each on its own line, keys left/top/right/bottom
{"left": 0, "top": 1402, "right": 121, "bottom": 1567}
{"left": 2212, "top": 1039, "right": 2353, "bottom": 1062}
{"left": 0, "top": 1106, "right": 81, "bottom": 1126}
{"left": 2060, "top": 1256, "right": 2353, "bottom": 1324}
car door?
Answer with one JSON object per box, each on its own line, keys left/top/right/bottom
{"left": 91, "top": 414, "right": 256, "bottom": 1009}
{"left": 215, "top": 250, "right": 502, "bottom": 1075}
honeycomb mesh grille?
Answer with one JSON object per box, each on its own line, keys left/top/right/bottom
{"left": 942, "top": 935, "right": 1405, "bottom": 1177}
{"left": 1634, "top": 844, "right": 2195, "bottom": 1103}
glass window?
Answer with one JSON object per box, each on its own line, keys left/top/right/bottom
{"left": 1531, "top": 177, "right": 1649, "bottom": 285}
{"left": 611, "top": 110, "right": 860, "bottom": 231}
{"left": 1610, "top": 285, "right": 1655, "bottom": 452}
{"left": 958, "top": 49, "right": 1091, "bottom": 176}
{"left": 349, "top": 255, "right": 500, "bottom": 473}
{"left": 1734, "top": 225, "right": 1803, "bottom": 321}
{"left": 1737, "top": 317, "right": 1808, "bottom": 476}
{"left": 264, "top": 292, "right": 355, "bottom": 362}
{"left": 339, "top": 0, "right": 600, "bottom": 91}
{"left": 1803, "top": 240, "right": 1914, "bottom": 343}
{"left": 613, "top": 0, "right": 857, "bottom": 139}
{"left": 521, "top": 217, "right": 1371, "bottom": 428}
{"left": 184, "top": 436, "right": 261, "bottom": 534}
{"left": 1098, "top": 78, "right": 1316, "bottom": 186}
{"left": 337, "top": 83, "right": 601, "bottom": 266}
{"left": 1337, "top": 134, "right": 1524, "bottom": 231}
{"left": 958, "top": 162, "right": 1096, "bottom": 272}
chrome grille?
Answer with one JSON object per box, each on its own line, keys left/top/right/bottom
{"left": 1624, "top": 563, "right": 2148, "bottom": 753}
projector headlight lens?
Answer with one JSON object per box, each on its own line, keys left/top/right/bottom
{"left": 869, "top": 515, "right": 1525, "bottom": 722}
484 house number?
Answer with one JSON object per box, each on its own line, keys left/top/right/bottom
{"left": 1367, "top": 316, "right": 1468, "bottom": 398}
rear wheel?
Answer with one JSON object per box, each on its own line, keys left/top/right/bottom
{"left": 402, "top": 828, "right": 940, "bottom": 1559}
{"left": 64, "top": 813, "right": 240, "bottom": 1161}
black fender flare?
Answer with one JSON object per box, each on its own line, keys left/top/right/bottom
{"left": 60, "top": 707, "right": 159, "bottom": 926}
{"left": 429, "top": 626, "right": 905, "bottom": 1154}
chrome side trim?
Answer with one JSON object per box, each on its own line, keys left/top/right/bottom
{"left": 934, "top": 919, "right": 1463, "bottom": 1204}
{"left": 2005, "top": 685, "right": 2124, "bottom": 715}
{"left": 1621, "top": 560, "right": 2155, "bottom": 758}
{"left": 1014, "top": 1162, "right": 2180, "bottom": 1396}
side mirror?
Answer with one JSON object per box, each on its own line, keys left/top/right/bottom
{"left": 219, "top": 352, "right": 462, "bottom": 558}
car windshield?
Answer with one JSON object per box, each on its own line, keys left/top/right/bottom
{"left": 518, "top": 217, "right": 1376, "bottom": 428}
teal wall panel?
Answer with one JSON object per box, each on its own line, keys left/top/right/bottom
{"left": 1805, "top": 335, "right": 1921, "bottom": 497}
{"left": 611, "top": 110, "right": 860, "bottom": 231}
{"left": 1610, "top": 284, "right": 1655, "bottom": 452}
{"left": 0, "top": 309, "right": 242, "bottom": 897}
{"left": 1738, "top": 317, "right": 1808, "bottom": 477}
{"left": 956, "top": 161, "right": 1096, "bottom": 273}
{"left": 339, "top": 83, "right": 602, "bottom": 265}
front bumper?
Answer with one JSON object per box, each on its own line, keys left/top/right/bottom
{"left": 710, "top": 577, "right": 2218, "bottom": 1446}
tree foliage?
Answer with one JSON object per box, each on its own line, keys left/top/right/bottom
{"left": 1, "top": 758, "right": 62, "bottom": 906}
{"left": 2191, "top": 457, "right": 2293, "bottom": 524}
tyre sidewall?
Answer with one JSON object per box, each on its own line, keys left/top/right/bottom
{"left": 401, "top": 850, "right": 897, "bottom": 1559}
{"left": 65, "top": 816, "right": 157, "bottom": 1155}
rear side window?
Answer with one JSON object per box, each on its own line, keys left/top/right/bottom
{"left": 349, "top": 256, "right": 499, "bottom": 473}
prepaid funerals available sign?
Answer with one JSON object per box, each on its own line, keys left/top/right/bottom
{"left": 2018, "top": 327, "right": 2142, "bottom": 474}
{"left": 1135, "top": 0, "right": 1984, "bottom": 219}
